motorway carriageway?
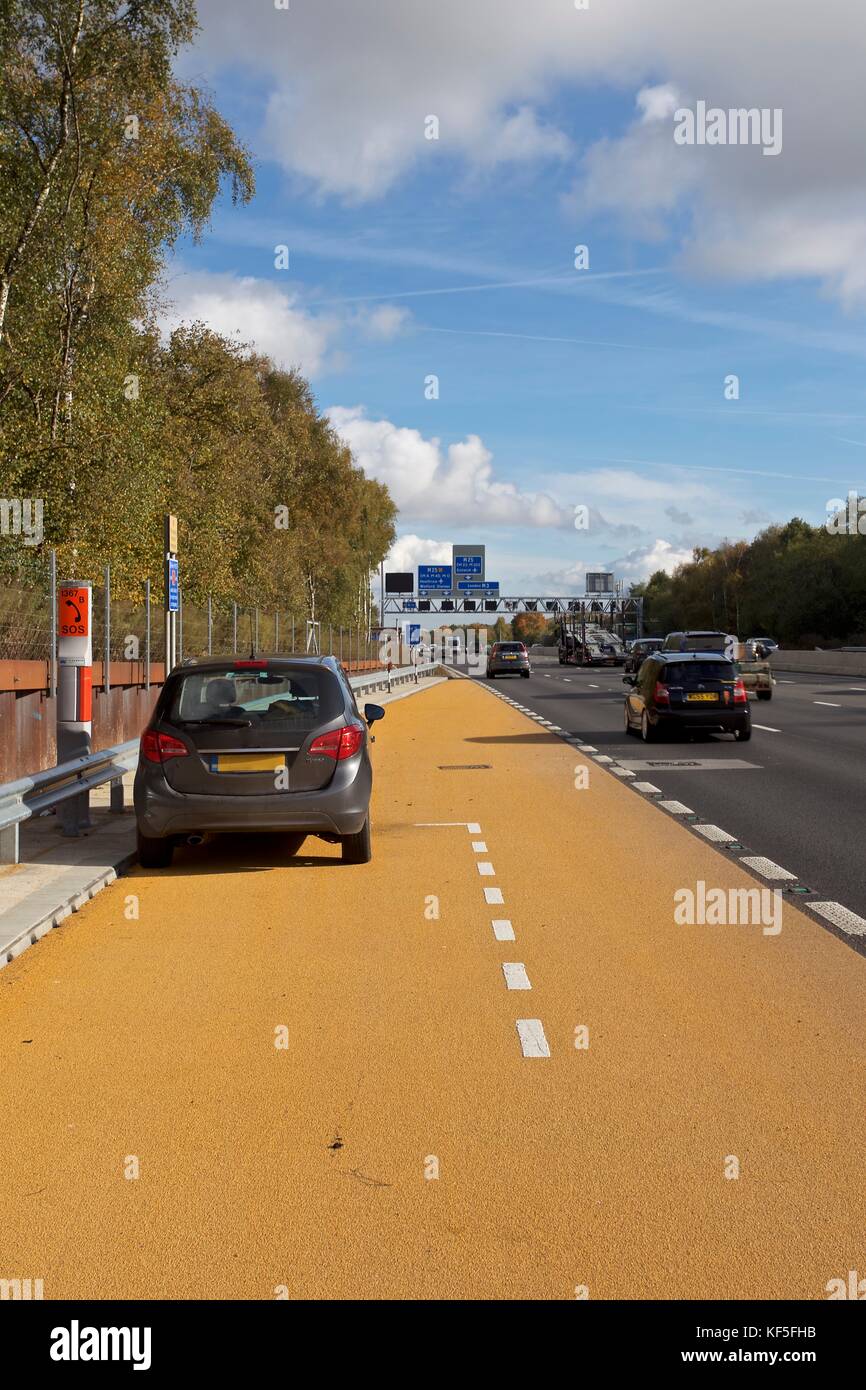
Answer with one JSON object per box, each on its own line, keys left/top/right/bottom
{"left": 1, "top": 674, "right": 865, "bottom": 1299}
{"left": 471, "top": 656, "right": 866, "bottom": 934}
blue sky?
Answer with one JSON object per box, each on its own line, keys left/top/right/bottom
{"left": 165, "top": 0, "right": 866, "bottom": 594}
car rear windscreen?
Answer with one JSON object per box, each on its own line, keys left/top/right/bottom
{"left": 681, "top": 634, "right": 727, "bottom": 651}
{"left": 663, "top": 661, "right": 734, "bottom": 683}
{"left": 496, "top": 643, "right": 524, "bottom": 653}
{"left": 166, "top": 665, "right": 342, "bottom": 733}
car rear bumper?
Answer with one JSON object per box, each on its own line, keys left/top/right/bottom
{"left": 134, "top": 762, "right": 371, "bottom": 839}
{"left": 487, "top": 661, "right": 530, "bottom": 674}
{"left": 655, "top": 707, "right": 750, "bottom": 731}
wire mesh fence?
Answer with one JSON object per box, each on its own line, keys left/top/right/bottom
{"left": 0, "top": 560, "right": 383, "bottom": 670}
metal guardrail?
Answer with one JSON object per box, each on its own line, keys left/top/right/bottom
{"left": 0, "top": 662, "right": 448, "bottom": 866}
{"left": 0, "top": 740, "right": 139, "bottom": 866}
{"left": 349, "top": 661, "right": 444, "bottom": 696}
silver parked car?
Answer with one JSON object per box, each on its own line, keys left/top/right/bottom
{"left": 134, "top": 655, "right": 384, "bottom": 868}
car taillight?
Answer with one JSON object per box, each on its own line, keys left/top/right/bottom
{"left": 141, "top": 730, "right": 189, "bottom": 763}
{"left": 308, "top": 724, "right": 365, "bottom": 761}
{"left": 654, "top": 681, "right": 671, "bottom": 705}
{"left": 233, "top": 660, "right": 268, "bottom": 669}
{"left": 733, "top": 678, "right": 748, "bottom": 704}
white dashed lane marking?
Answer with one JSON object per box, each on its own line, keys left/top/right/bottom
{"left": 753, "top": 724, "right": 781, "bottom": 733}
{"left": 694, "top": 824, "right": 738, "bottom": 843}
{"left": 814, "top": 701, "right": 841, "bottom": 707}
{"left": 484, "top": 887, "right": 504, "bottom": 905}
{"left": 492, "top": 919, "right": 515, "bottom": 941}
{"left": 516, "top": 1019, "right": 550, "bottom": 1058}
{"left": 477, "top": 862, "right": 495, "bottom": 877}
{"left": 740, "top": 856, "right": 797, "bottom": 881}
{"left": 658, "top": 801, "right": 695, "bottom": 815}
{"left": 471, "top": 841, "right": 488, "bottom": 853}
{"left": 502, "top": 963, "right": 532, "bottom": 991}
{"left": 467, "top": 822, "right": 481, "bottom": 834}
{"left": 811, "top": 902, "right": 866, "bottom": 936}
{"left": 632, "top": 782, "right": 662, "bottom": 794}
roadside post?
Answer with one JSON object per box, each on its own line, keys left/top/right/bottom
{"left": 164, "top": 514, "right": 179, "bottom": 674}
{"left": 57, "top": 579, "right": 93, "bottom": 835}
{"left": 409, "top": 622, "right": 421, "bottom": 682}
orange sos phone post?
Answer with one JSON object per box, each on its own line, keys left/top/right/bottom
{"left": 57, "top": 580, "right": 93, "bottom": 836}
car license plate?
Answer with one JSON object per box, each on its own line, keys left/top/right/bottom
{"left": 210, "top": 753, "right": 286, "bottom": 773}
{"left": 687, "top": 692, "right": 717, "bottom": 702}
{"left": 504, "top": 654, "right": 516, "bottom": 660}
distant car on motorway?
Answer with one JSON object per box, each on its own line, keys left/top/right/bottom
{"left": 624, "top": 637, "right": 664, "bottom": 673}
{"left": 134, "top": 655, "right": 384, "bottom": 868}
{"left": 623, "top": 651, "right": 751, "bottom": 743}
{"left": 486, "top": 641, "right": 531, "bottom": 678}
{"left": 746, "top": 636, "right": 778, "bottom": 658}
{"left": 662, "top": 630, "right": 732, "bottom": 654}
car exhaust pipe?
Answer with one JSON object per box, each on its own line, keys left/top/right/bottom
{"left": 186, "top": 834, "right": 204, "bottom": 847}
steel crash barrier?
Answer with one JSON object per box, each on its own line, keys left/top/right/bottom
{"left": 0, "top": 662, "right": 448, "bottom": 866}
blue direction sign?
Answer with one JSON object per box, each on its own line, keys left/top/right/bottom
{"left": 454, "top": 554, "right": 483, "bottom": 576}
{"left": 458, "top": 580, "right": 499, "bottom": 593}
{"left": 167, "top": 557, "right": 179, "bottom": 612}
{"left": 408, "top": 624, "right": 421, "bottom": 646}
{"left": 418, "top": 563, "right": 453, "bottom": 591}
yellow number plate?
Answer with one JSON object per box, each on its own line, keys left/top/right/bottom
{"left": 687, "top": 692, "right": 717, "bottom": 702}
{"left": 214, "top": 753, "right": 286, "bottom": 773}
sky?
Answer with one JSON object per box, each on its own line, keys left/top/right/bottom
{"left": 163, "top": 0, "right": 866, "bottom": 596}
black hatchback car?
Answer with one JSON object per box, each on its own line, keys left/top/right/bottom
{"left": 623, "top": 652, "right": 751, "bottom": 743}
{"left": 624, "top": 637, "right": 664, "bottom": 673}
{"left": 134, "top": 655, "right": 384, "bottom": 868}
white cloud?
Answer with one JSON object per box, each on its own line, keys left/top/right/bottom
{"left": 613, "top": 539, "right": 695, "bottom": 584}
{"left": 355, "top": 303, "right": 412, "bottom": 341}
{"left": 188, "top": 0, "right": 866, "bottom": 304}
{"left": 158, "top": 271, "right": 412, "bottom": 372}
{"left": 159, "top": 270, "right": 338, "bottom": 374}
{"left": 636, "top": 83, "right": 682, "bottom": 124}
{"left": 384, "top": 534, "right": 452, "bottom": 572}
{"left": 327, "top": 405, "right": 572, "bottom": 528}
{"left": 472, "top": 105, "right": 572, "bottom": 166}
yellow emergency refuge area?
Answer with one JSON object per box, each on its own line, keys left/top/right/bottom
{"left": 0, "top": 678, "right": 864, "bottom": 1300}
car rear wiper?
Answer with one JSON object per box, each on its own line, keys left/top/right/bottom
{"left": 182, "top": 717, "right": 253, "bottom": 727}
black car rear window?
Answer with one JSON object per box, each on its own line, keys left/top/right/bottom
{"left": 663, "top": 661, "right": 734, "bottom": 683}
{"left": 496, "top": 643, "right": 524, "bottom": 653}
{"left": 165, "top": 664, "right": 342, "bottom": 732}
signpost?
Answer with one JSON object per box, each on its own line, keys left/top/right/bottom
{"left": 164, "top": 515, "right": 179, "bottom": 673}
{"left": 418, "top": 564, "right": 452, "bottom": 593}
{"left": 452, "top": 545, "right": 486, "bottom": 594}
{"left": 385, "top": 571, "right": 414, "bottom": 595}
{"left": 57, "top": 580, "right": 93, "bottom": 836}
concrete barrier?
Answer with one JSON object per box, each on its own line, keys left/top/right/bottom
{"left": 769, "top": 650, "right": 866, "bottom": 677}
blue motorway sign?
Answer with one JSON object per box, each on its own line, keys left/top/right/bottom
{"left": 408, "top": 624, "right": 421, "bottom": 646}
{"left": 457, "top": 580, "right": 499, "bottom": 593}
{"left": 418, "top": 564, "right": 453, "bottom": 591}
{"left": 167, "top": 557, "right": 179, "bottom": 612}
{"left": 454, "top": 554, "right": 483, "bottom": 576}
